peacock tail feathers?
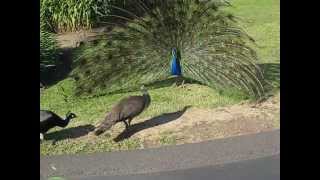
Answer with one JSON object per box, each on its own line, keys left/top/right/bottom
{"left": 72, "top": 0, "right": 265, "bottom": 99}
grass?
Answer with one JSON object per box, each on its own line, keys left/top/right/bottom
{"left": 159, "top": 131, "right": 177, "bottom": 146}
{"left": 227, "top": 0, "right": 280, "bottom": 64}
{"left": 40, "top": 0, "right": 280, "bottom": 155}
{"left": 40, "top": 79, "right": 245, "bottom": 155}
{"left": 41, "top": 79, "right": 244, "bottom": 128}
{"left": 40, "top": 0, "right": 113, "bottom": 32}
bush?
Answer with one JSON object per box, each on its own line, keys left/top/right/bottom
{"left": 40, "top": 0, "right": 114, "bottom": 32}
{"left": 40, "top": 27, "right": 59, "bottom": 81}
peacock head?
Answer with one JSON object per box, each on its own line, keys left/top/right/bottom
{"left": 140, "top": 85, "right": 148, "bottom": 95}
{"left": 172, "top": 48, "right": 177, "bottom": 59}
{"left": 172, "top": 48, "right": 182, "bottom": 61}
{"left": 66, "top": 111, "right": 77, "bottom": 119}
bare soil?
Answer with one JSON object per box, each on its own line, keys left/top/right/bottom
{"left": 87, "top": 92, "right": 280, "bottom": 148}
{"left": 55, "top": 26, "right": 110, "bottom": 49}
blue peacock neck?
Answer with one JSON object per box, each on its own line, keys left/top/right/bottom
{"left": 170, "top": 48, "right": 182, "bottom": 76}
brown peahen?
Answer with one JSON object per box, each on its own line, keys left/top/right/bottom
{"left": 94, "top": 85, "right": 151, "bottom": 136}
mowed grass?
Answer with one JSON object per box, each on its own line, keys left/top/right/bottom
{"left": 40, "top": 79, "right": 244, "bottom": 155}
{"left": 228, "top": 0, "right": 280, "bottom": 64}
{"left": 40, "top": 0, "right": 280, "bottom": 155}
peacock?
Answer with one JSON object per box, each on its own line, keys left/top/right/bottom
{"left": 171, "top": 48, "right": 182, "bottom": 76}
{"left": 94, "top": 85, "right": 151, "bottom": 136}
{"left": 40, "top": 110, "right": 77, "bottom": 140}
{"left": 72, "top": 0, "right": 265, "bottom": 99}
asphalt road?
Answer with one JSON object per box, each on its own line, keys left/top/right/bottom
{"left": 41, "top": 129, "right": 280, "bottom": 179}
{"left": 75, "top": 154, "right": 279, "bottom": 180}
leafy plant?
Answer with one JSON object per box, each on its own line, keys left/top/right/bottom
{"left": 72, "top": 0, "right": 265, "bottom": 99}
{"left": 40, "top": 26, "right": 59, "bottom": 79}
{"left": 40, "top": 0, "right": 114, "bottom": 32}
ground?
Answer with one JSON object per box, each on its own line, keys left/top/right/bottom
{"left": 41, "top": 87, "right": 279, "bottom": 155}
{"left": 40, "top": 0, "right": 280, "bottom": 155}
{"left": 134, "top": 91, "right": 280, "bottom": 148}
{"left": 91, "top": 90, "right": 279, "bottom": 148}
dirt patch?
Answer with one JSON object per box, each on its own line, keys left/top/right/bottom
{"left": 85, "top": 92, "right": 280, "bottom": 148}
{"left": 55, "top": 26, "right": 110, "bottom": 49}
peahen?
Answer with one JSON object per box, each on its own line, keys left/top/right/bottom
{"left": 94, "top": 85, "right": 151, "bottom": 136}
{"left": 72, "top": 0, "right": 265, "bottom": 99}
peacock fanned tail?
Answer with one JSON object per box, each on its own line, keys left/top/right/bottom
{"left": 72, "top": 0, "right": 265, "bottom": 99}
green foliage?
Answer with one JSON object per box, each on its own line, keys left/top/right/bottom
{"left": 40, "top": 27, "right": 59, "bottom": 78}
{"left": 72, "top": 0, "right": 265, "bottom": 99}
{"left": 40, "top": 0, "right": 114, "bottom": 32}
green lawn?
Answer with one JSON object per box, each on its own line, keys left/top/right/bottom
{"left": 40, "top": 0, "right": 280, "bottom": 155}
{"left": 228, "top": 0, "right": 280, "bottom": 64}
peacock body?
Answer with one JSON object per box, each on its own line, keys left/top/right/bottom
{"left": 72, "top": 0, "right": 265, "bottom": 99}
{"left": 170, "top": 48, "right": 182, "bottom": 76}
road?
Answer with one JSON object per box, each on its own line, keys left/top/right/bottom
{"left": 75, "top": 154, "right": 279, "bottom": 180}
{"left": 41, "top": 129, "right": 280, "bottom": 179}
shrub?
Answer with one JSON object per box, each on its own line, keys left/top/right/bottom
{"left": 40, "top": 26, "right": 59, "bottom": 81}
{"left": 40, "top": 0, "right": 114, "bottom": 32}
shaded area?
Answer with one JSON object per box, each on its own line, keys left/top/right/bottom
{"left": 44, "top": 1, "right": 162, "bottom": 87}
{"left": 45, "top": 124, "right": 95, "bottom": 142}
{"left": 79, "top": 76, "right": 203, "bottom": 99}
{"left": 114, "top": 106, "right": 191, "bottom": 142}
{"left": 146, "top": 76, "right": 203, "bottom": 90}
{"left": 42, "top": 48, "right": 74, "bottom": 87}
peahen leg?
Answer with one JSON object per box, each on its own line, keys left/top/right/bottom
{"left": 128, "top": 118, "right": 133, "bottom": 127}
{"left": 123, "top": 120, "right": 129, "bottom": 130}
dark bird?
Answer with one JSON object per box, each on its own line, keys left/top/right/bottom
{"left": 40, "top": 110, "right": 77, "bottom": 140}
{"left": 94, "top": 85, "right": 151, "bottom": 136}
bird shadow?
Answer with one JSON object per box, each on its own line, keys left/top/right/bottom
{"left": 45, "top": 124, "right": 95, "bottom": 142}
{"left": 113, "top": 105, "right": 192, "bottom": 142}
